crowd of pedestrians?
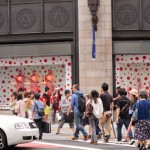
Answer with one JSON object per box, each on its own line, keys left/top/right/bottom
{"left": 9, "top": 83, "right": 150, "bottom": 149}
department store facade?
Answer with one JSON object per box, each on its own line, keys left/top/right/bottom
{"left": 0, "top": 0, "right": 150, "bottom": 106}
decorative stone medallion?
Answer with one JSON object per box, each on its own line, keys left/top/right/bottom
{"left": 49, "top": 7, "right": 69, "bottom": 28}
{"left": 16, "top": 8, "right": 36, "bottom": 29}
{"left": 144, "top": 5, "right": 150, "bottom": 24}
{"left": 117, "top": 4, "right": 137, "bottom": 25}
{"left": 0, "top": 14, "right": 4, "bottom": 28}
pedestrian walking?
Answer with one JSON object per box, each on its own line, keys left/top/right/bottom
{"left": 68, "top": 84, "right": 90, "bottom": 141}
{"left": 133, "top": 90, "right": 150, "bottom": 150}
{"left": 99, "top": 83, "right": 113, "bottom": 142}
{"left": 116, "top": 88, "right": 133, "bottom": 144}
{"left": 32, "top": 93, "right": 45, "bottom": 140}
{"left": 126, "top": 89, "right": 138, "bottom": 145}
{"left": 56, "top": 90, "right": 74, "bottom": 134}
{"left": 42, "top": 86, "right": 51, "bottom": 122}
{"left": 87, "top": 90, "right": 103, "bottom": 145}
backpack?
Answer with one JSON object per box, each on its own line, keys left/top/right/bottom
{"left": 74, "top": 93, "right": 86, "bottom": 113}
{"left": 34, "top": 102, "right": 45, "bottom": 117}
{"left": 120, "top": 99, "right": 129, "bottom": 115}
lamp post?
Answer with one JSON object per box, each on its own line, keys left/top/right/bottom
{"left": 88, "top": 0, "right": 100, "bottom": 31}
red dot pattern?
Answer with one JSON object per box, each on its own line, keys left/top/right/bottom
{"left": 116, "top": 55, "right": 150, "bottom": 95}
{"left": 0, "top": 56, "right": 72, "bottom": 105}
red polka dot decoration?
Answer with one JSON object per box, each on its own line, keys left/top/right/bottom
{"left": 0, "top": 56, "right": 72, "bottom": 106}
{"left": 115, "top": 55, "right": 150, "bottom": 97}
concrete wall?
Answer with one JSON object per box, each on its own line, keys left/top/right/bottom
{"left": 78, "top": 0, "right": 113, "bottom": 94}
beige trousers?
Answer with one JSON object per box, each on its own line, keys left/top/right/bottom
{"left": 99, "top": 114, "right": 112, "bottom": 136}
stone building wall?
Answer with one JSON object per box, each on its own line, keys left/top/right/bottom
{"left": 78, "top": 0, "right": 113, "bottom": 94}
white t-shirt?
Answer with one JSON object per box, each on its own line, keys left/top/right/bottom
{"left": 88, "top": 98, "right": 103, "bottom": 119}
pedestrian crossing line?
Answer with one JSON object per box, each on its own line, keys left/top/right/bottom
{"left": 76, "top": 139, "right": 136, "bottom": 147}
{"left": 33, "top": 141, "right": 104, "bottom": 150}
{"left": 16, "top": 142, "right": 61, "bottom": 148}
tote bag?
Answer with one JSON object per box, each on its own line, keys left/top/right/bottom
{"left": 132, "top": 101, "right": 139, "bottom": 122}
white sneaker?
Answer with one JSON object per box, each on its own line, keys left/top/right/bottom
{"left": 129, "top": 139, "right": 135, "bottom": 145}
{"left": 116, "top": 141, "right": 122, "bottom": 144}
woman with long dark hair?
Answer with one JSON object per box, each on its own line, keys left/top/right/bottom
{"left": 87, "top": 90, "right": 103, "bottom": 145}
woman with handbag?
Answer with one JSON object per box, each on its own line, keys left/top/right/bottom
{"left": 86, "top": 90, "right": 103, "bottom": 145}
{"left": 132, "top": 90, "right": 150, "bottom": 150}
{"left": 56, "top": 90, "right": 74, "bottom": 134}
{"left": 52, "top": 88, "right": 61, "bottom": 124}
{"left": 126, "top": 89, "right": 138, "bottom": 145}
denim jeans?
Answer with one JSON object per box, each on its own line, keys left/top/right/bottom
{"left": 117, "top": 118, "right": 133, "bottom": 141}
{"left": 89, "top": 114, "right": 98, "bottom": 142}
{"left": 74, "top": 112, "right": 88, "bottom": 138}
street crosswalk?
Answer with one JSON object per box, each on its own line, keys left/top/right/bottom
{"left": 16, "top": 141, "right": 103, "bottom": 150}
{"left": 16, "top": 140, "right": 136, "bottom": 150}
{"left": 16, "top": 141, "right": 61, "bottom": 149}
{"left": 77, "top": 139, "right": 136, "bottom": 147}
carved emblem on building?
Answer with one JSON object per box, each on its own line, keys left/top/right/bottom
{"left": 117, "top": 4, "right": 137, "bottom": 25}
{"left": 0, "top": 14, "right": 4, "bottom": 28}
{"left": 49, "top": 7, "right": 69, "bottom": 28}
{"left": 144, "top": 5, "right": 150, "bottom": 24}
{"left": 16, "top": 8, "right": 36, "bottom": 29}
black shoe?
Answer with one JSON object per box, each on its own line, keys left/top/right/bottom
{"left": 105, "top": 135, "right": 110, "bottom": 143}
{"left": 137, "top": 143, "right": 140, "bottom": 148}
{"left": 139, "top": 144, "right": 144, "bottom": 150}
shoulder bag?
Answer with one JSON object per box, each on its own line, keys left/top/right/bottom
{"left": 34, "top": 102, "right": 45, "bottom": 117}
{"left": 132, "top": 101, "right": 139, "bottom": 122}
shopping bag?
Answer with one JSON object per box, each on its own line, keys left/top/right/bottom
{"left": 56, "top": 112, "right": 61, "bottom": 121}
{"left": 64, "top": 112, "right": 74, "bottom": 123}
{"left": 42, "top": 122, "right": 51, "bottom": 133}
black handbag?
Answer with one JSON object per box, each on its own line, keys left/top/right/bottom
{"left": 64, "top": 112, "right": 74, "bottom": 123}
{"left": 42, "top": 122, "right": 51, "bottom": 133}
{"left": 82, "top": 116, "right": 89, "bottom": 126}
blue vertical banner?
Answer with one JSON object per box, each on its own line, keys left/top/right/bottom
{"left": 92, "top": 25, "right": 96, "bottom": 60}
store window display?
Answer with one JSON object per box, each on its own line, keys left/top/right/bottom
{"left": 45, "top": 70, "right": 55, "bottom": 94}
{"left": 115, "top": 54, "right": 150, "bottom": 96}
{"left": 13, "top": 70, "right": 25, "bottom": 91}
{"left": 29, "top": 70, "right": 40, "bottom": 93}
{"left": 0, "top": 56, "right": 71, "bottom": 106}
